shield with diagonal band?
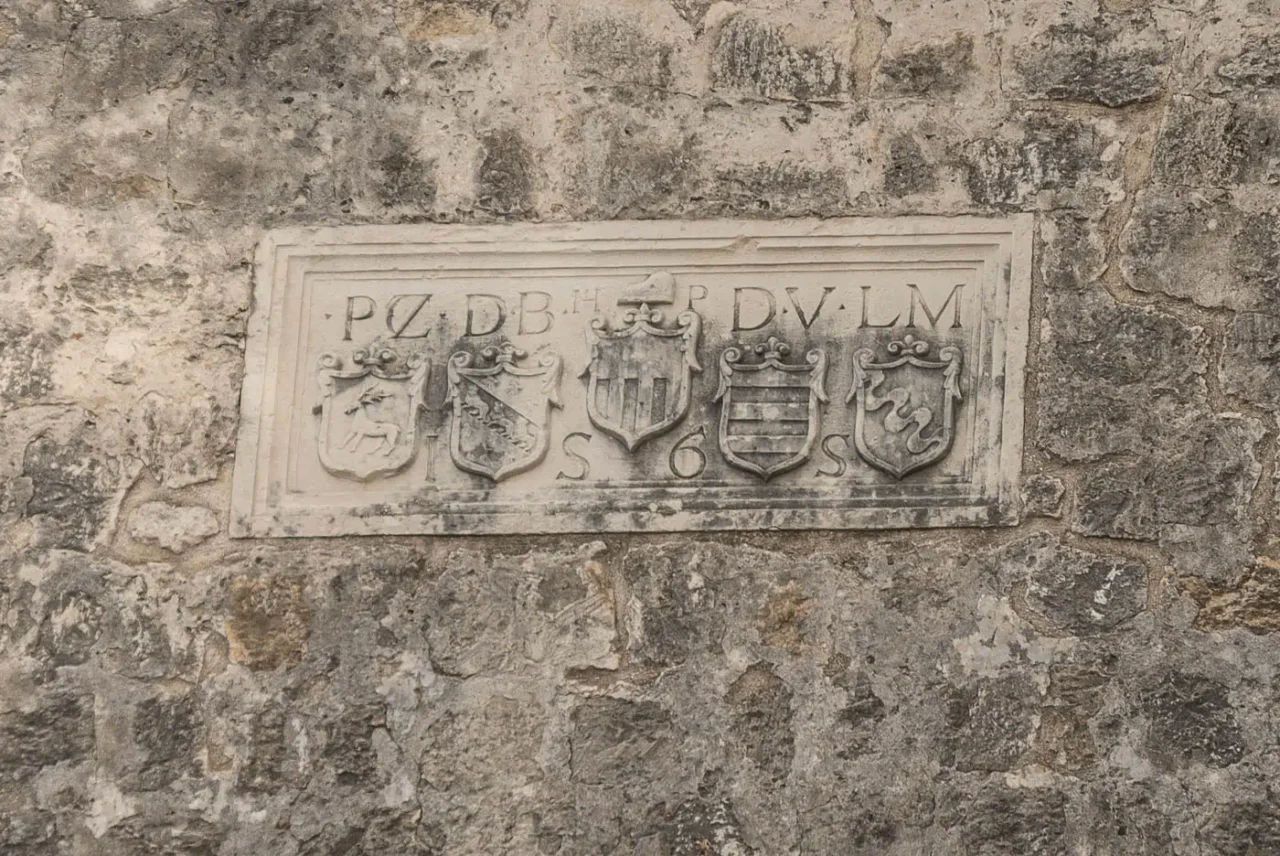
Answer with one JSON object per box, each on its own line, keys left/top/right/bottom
{"left": 847, "top": 335, "right": 963, "bottom": 479}
{"left": 446, "top": 344, "right": 562, "bottom": 482}
{"left": 583, "top": 303, "right": 702, "bottom": 451}
{"left": 314, "top": 348, "right": 429, "bottom": 482}
{"left": 714, "top": 337, "right": 828, "bottom": 481}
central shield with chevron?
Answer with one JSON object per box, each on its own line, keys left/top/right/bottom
{"left": 715, "top": 337, "right": 828, "bottom": 481}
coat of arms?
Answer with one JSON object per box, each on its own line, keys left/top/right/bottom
{"left": 582, "top": 272, "right": 702, "bottom": 451}
{"left": 446, "top": 344, "right": 562, "bottom": 482}
{"left": 314, "top": 348, "right": 429, "bottom": 481}
{"left": 715, "top": 337, "right": 828, "bottom": 481}
{"left": 847, "top": 335, "right": 963, "bottom": 479}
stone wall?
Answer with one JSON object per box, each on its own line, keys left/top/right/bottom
{"left": 2, "top": 0, "right": 1279, "bottom": 852}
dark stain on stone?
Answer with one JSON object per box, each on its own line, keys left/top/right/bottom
{"left": 1217, "top": 33, "right": 1280, "bottom": 89}
{"left": 726, "top": 662, "right": 794, "bottom": 780}
{"left": 1141, "top": 672, "right": 1245, "bottom": 769}
{"left": 945, "top": 673, "right": 1038, "bottom": 773}
{"left": 133, "top": 692, "right": 201, "bottom": 790}
{"left": 951, "top": 785, "right": 1070, "bottom": 854}
{"left": 37, "top": 589, "right": 105, "bottom": 667}
{"left": 1220, "top": 313, "right": 1280, "bottom": 411}
{"left": 622, "top": 544, "right": 724, "bottom": 666}
{"left": 373, "top": 138, "right": 438, "bottom": 210}
{"left": 878, "top": 34, "right": 973, "bottom": 95}
{"left": 564, "top": 15, "right": 672, "bottom": 88}
{"left": 0, "top": 691, "right": 96, "bottom": 786}
{"left": 706, "top": 161, "right": 847, "bottom": 217}
{"left": 323, "top": 704, "right": 384, "bottom": 787}
{"left": 1072, "top": 416, "right": 1259, "bottom": 539}
{"left": 960, "top": 115, "right": 1097, "bottom": 208}
{"left": 883, "top": 134, "right": 936, "bottom": 197}
{"left": 22, "top": 433, "right": 114, "bottom": 551}
{"left": 569, "top": 696, "right": 674, "bottom": 786}
{"left": 226, "top": 575, "right": 312, "bottom": 671}
{"left": 712, "top": 16, "right": 848, "bottom": 102}
{"left": 476, "top": 128, "right": 532, "bottom": 217}
{"left": 0, "top": 310, "right": 57, "bottom": 406}
{"left": 1014, "top": 17, "right": 1168, "bottom": 107}
{"left": 659, "top": 797, "right": 752, "bottom": 855}
{"left": 598, "top": 132, "right": 700, "bottom": 221}
{"left": 1200, "top": 798, "right": 1280, "bottom": 854}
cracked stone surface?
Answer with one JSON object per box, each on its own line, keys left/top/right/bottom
{"left": 2, "top": 0, "right": 1280, "bottom": 852}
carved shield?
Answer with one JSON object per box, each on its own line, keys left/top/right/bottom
{"left": 447, "top": 344, "right": 562, "bottom": 482}
{"left": 715, "top": 337, "right": 828, "bottom": 481}
{"left": 847, "top": 336, "right": 963, "bottom": 479}
{"left": 315, "top": 348, "right": 429, "bottom": 481}
{"left": 583, "top": 304, "right": 702, "bottom": 451}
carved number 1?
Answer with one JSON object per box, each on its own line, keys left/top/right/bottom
{"left": 669, "top": 428, "right": 707, "bottom": 479}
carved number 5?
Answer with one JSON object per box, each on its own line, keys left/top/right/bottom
{"left": 669, "top": 428, "right": 707, "bottom": 479}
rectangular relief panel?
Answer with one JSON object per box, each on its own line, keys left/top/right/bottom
{"left": 231, "top": 217, "right": 1032, "bottom": 537}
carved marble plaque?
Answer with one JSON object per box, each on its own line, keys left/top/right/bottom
{"left": 231, "top": 218, "right": 1031, "bottom": 536}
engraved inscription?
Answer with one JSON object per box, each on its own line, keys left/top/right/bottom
{"left": 232, "top": 218, "right": 1031, "bottom": 536}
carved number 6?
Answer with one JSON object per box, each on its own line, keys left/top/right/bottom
{"left": 669, "top": 428, "right": 707, "bottom": 479}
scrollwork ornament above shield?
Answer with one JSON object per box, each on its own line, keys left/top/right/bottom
{"left": 314, "top": 347, "right": 430, "bottom": 482}
{"left": 847, "top": 335, "right": 963, "bottom": 479}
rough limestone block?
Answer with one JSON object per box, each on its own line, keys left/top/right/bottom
{"left": 127, "top": 501, "right": 219, "bottom": 553}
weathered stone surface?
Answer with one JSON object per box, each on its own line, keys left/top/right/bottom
{"left": 1000, "top": 534, "right": 1147, "bottom": 635}
{"left": 946, "top": 672, "right": 1039, "bottom": 772}
{"left": 127, "top": 501, "right": 219, "bottom": 553}
{"left": 0, "top": 690, "right": 96, "bottom": 785}
{"left": 1153, "top": 95, "right": 1280, "bottom": 187}
{"left": 558, "top": 13, "right": 673, "bottom": 89}
{"left": 1185, "top": 556, "right": 1280, "bottom": 633}
{"left": 877, "top": 34, "right": 973, "bottom": 96}
{"left": 1037, "top": 291, "right": 1209, "bottom": 463}
{"left": 1220, "top": 311, "right": 1280, "bottom": 409}
{"left": 1216, "top": 32, "right": 1280, "bottom": 90}
{"left": 225, "top": 575, "right": 311, "bottom": 671}
{"left": 1072, "top": 414, "right": 1263, "bottom": 541}
{"left": 1141, "top": 672, "right": 1245, "bottom": 769}
{"left": 958, "top": 114, "right": 1117, "bottom": 210}
{"left": 6, "top": 0, "right": 1280, "bottom": 849}
{"left": 1121, "top": 188, "right": 1280, "bottom": 312}
{"left": 1020, "top": 473, "right": 1065, "bottom": 518}
{"left": 475, "top": 128, "right": 533, "bottom": 217}
{"left": 1012, "top": 15, "right": 1170, "bottom": 107}
{"left": 712, "top": 16, "right": 850, "bottom": 102}
{"left": 0, "top": 307, "right": 58, "bottom": 406}
{"left": 22, "top": 427, "right": 120, "bottom": 550}
{"left": 883, "top": 134, "right": 937, "bottom": 197}
{"left": 726, "top": 662, "right": 794, "bottom": 779}
{"left": 943, "top": 784, "right": 1070, "bottom": 855}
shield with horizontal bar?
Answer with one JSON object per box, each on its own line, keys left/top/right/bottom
{"left": 847, "top": 335, "right": 963, "bottom": 479}
{"left": 583, "top": 302, "right": 702, "bottom": 451}
{"left": 446, "top": 344, "right": 562, "bottom": 482}
{"left": 314, "top": 347, "right": 429, "bottom": 482}
{"left": 715, "top": 337, "right": 828, "bottom": 481}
